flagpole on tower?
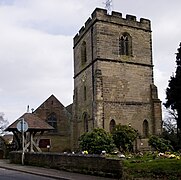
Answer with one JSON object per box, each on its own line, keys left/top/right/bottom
{"left": 104, "top": 0, "right": 113, "bottom": 15}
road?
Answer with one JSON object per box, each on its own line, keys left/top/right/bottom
{"left": 0, "top": 167, "right": 55, "bottom": 180}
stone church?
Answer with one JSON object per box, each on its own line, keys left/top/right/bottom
{"left": 7, "top": 8, "right": 162, "bottom": 152}
{"left": 71, "top": 8, "right": 162, "bottom": 150}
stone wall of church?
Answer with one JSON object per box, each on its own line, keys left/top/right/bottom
{"left": 34, "top": 95, "right": 71, "bottom": 152}
{"left": 94, "top": 62, "right": 154, "bottom": 135}
{"left": 73, "top": 8, "right": 162, "bottom": 149}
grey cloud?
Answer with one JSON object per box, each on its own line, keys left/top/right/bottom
{"left": 1, "top": 0, "right": 181, "bottom": 122}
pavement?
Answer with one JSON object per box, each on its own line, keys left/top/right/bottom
{"left": 0, "top": 159, "right": 117, "bottom": 180}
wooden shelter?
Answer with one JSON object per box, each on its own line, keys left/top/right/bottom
{"left": 6, "top": 113, "right": 54, "bottom": 152}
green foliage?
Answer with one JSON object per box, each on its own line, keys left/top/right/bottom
{"left": 111, "top": 124, "right": 138, "bottom": 152}
{"left": 165, "top": 43, "right": 181, "bottom": 131}
{"left": 79, "top": 128, "right": 115, "bottom": 154}
{"left": 124, "top": 158, "right": 181, "bottom": 179}
{"left": 148, "top": 135, "right": 173, "bottom": 152}
{"left": 161, "top": 130, "right": 181, "bottom": 151}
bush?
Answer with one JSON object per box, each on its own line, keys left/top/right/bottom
{"left": 79, "top": 128, "right": 115, "bottom": 154}
{"left": 161, "top": 129, "right": 181, "bottom": 151}
{"left": 148, "top": 135, "right": 173, "bottom": 152}
{"left": 111, "top": 124, "right": 138, "bottom": 152}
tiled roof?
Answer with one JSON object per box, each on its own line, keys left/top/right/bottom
{"left": 6, "top": 113, "right": 54, "bottom": 132}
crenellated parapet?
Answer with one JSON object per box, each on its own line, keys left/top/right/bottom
{"left": 74, "top": 8, "right": 151, "bottom": 46}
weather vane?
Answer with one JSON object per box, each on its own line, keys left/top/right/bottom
{"left": 104, "top": 0, "right": 113, "bottom": 15}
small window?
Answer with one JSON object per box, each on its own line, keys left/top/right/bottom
{"left": 84, "top": 86, "right": 87, "bottom": 101}
{"left": 81, "top": 41, "right": 87, "bottom": 65}
{"left": 119, "top": 33, "right": 132, "bottom": 56}
{"left": 143, "top": 120, "right": 149, "bottom": 138}
{"left": 109, "top": 119, "right": 116, "bottom": 132}
{"left": 83, "top": 112, "right": 88, "bottom": 132}
{"left": 47, "top": 113, "right": 57, "bottom": 133}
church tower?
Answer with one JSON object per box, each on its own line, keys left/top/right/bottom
{"left": 72, "top": 8, "right": 162, "bottom": 149}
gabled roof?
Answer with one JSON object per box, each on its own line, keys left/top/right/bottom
{"left": 34, "top": 94, "right": 72, "bottom": 119}
{"left": 6, "top": 113, "right": 54, "bottom": 132}
{"left": 34, "top": 94, "right": 65, "bottom": 111}
{"left": 66, "top": 103, "right": 73, "bottom": 115}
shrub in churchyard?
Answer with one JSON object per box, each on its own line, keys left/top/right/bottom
{"left": 79, "top": 128, "right": 115, "bottom": 154}
{"left": 148, "top": 135, "right": 173, "bottom": 152}
{"left": 111, "top": 124, "right": 138, "bottom": 152}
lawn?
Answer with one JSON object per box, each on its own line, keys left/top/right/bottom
{"left": 122, "top": 153, "right": 181, "bottom": 179}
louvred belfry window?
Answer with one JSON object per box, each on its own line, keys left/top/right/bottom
{"left": 119, "top": 33, "right": 132, "bottom": 56}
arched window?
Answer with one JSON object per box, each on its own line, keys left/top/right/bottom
{"left": 81, "top": 41, "right": 87, "bottom": 65}
{"left": 47, "top": 113, "right": 57, "bottom": 132}
{"left": 83, "top": 112, "right": 88, "bottom": 132}
{"left": 143, "top": 120, "right": 149, "bottom": 138}
{"left": 109, "top": 119, "right": 116, "bottom": 132}
{"left": 119, "top": 33, "right": 132, "bottom": 56}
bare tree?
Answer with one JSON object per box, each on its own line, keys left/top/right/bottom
{"left": 0, "top": 112, "right": 9, "bottom": 136}
{"left": 163, "top": 109, "right": 177, "bottom": 134}
{"left": 162, "top": 108, "right": 181, "bottom": 150}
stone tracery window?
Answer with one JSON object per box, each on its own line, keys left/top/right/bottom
{"left": 47, "top": 112, "right": 57, "bottom": 132}
{"left": 119, "top": 33, "right": 132, "bottom": 56}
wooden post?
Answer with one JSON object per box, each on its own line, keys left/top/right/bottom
{"left": 30, "top": 132, "right": 34, "bottom": 152}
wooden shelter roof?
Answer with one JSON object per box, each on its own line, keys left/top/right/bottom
{"left": 6, "top": 113, "right": 54, "bottom": 132}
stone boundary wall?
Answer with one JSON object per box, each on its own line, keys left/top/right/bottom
{"left": 9, "top": 152, "right": 122, "bottom": 178}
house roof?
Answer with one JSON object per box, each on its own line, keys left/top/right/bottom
{"left": 6, "top": 113, "right": 54, "bottom": 132}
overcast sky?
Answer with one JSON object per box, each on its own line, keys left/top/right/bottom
{"left": 0, "top": 0, "right": 181, "bottom": 123}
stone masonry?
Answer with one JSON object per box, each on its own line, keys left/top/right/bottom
{"left": 72, "top": 8, "right": 162, "bottom": 150}
{"left": 6, "top": 8, "right": 162, "bottom": 153}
